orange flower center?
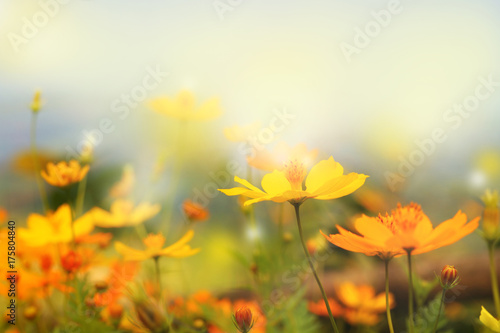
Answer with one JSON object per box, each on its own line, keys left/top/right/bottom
{"left": 143, "top": 233, "right": 165, "bottom": 250}
{"left": 283, "top": 159, "right": 306, "bottom": 191}
{"left": 376, "top": 203, "right": 425, "bottom": 235}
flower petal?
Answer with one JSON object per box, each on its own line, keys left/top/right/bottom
{"left": 354, "top": 215, "right": 393, "bottom": 242}
{"left": 314, "top": 173, "right": 368, "bottom": 200}
{"left": 305, "top": 156, "right": 343, "bottom": 193}
{"left": 115, "top": 242, "right": 149, "bottom": 261}
{"left": 261, "top": 170, "right": 291, "bottom": 195}
{"left": 480, "top": 306, "right": 500, "bottom": 332}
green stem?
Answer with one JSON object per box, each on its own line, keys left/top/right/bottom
{"left": 489, "top": 242, "right": 500, "bottom": 318}
{"left": 407, "top": 250, "right": 415, "bottom": 333}
{"left": 154, "top": 257, "right": 162, "bottom": 298}
{"left": 432, "top": 288, "right": 446, "bottom": 333}
{"left": 384, "top": 260, "right": 395, "bottom": 333}
{"left": 293, "top": 203, "right": 340, "bottom": 333}
{"left": 30, "top": 112, "right": 50, "bottom": 213}
{"left": 75, "top": 174, "right": 87, "bottom": 217}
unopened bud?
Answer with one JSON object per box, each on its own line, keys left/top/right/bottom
{"left": 233, "top": 307, "right": 254, "bottom": 333}
{"left": 30, "top": 90, "right": 42, "bottom": 113}
{"left": 440, "top": 265, "right": 459, "bottom": 289}
{"left": 95, "top": 281, "right": 108, "bottom": 291}
{"left": 24, "top": 306, "right": 37, "bottom": 320}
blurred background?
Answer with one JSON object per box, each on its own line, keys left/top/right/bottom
{"left": 1, "top": 0, "right": 500, "bottom": 328}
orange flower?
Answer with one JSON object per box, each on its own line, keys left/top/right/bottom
{"left": 247, "top": 142, "right": 318, "bottom": 172}
{"left": 309, "top": 282, "right": 394, "bottom": 326}
{"left": 322, "top": 203, "right": 479, "bottom": 259}
{"left": 91, "top": 199, "right": 160, "bottom": 228}
{"left": 182, "top": 199, "right": 209, "bottom": 222}
{"left": 76, "top": 232, "right": 113, "bottom": 249}
{"left": 115, "top": 230, "right": 199, "bottom": 261}
{"left": 61, "top": 250, "right": 82, "bottom": 273}
{"left": 41, "top": 160, "right": 89, "bottom": 187}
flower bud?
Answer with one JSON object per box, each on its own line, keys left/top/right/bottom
{"left": 482, "top": 189, "right": 500, "bottom": 241}
{"left": 440, "top": 265, "right": 459, "bottom": 289}
{"left": 108, "top": 302, "right": 124, "bottom": 319}
{"left": 24, "top": 306, "right": 37, "bottom": 320}
{"left": 233, "top": 307, "right": 254, "bottom": 333}
{"left": 182, "top": 199, "right": 209, "bottom": 222}
{"left": 30, "top": 90, "right": 42, "bottom": 113}
{"left": 61, "top": 250, "right": 82, "bottom": 273}
{"left": 95, "top": 281, "right": 108, "bottom": 291}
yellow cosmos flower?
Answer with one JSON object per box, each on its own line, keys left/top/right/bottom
{"left": 223, "top": 122, "right": 261, "bottom": 142}
{"left": 90, "top": 199, "right": 160, "bottom": 228}
{"left": 247, "top": 141, "right": 318, "bottom": 172}
{"left": 480, "top": 306, "right": 500, "bottom": 332}
{"left": 114, "top": 230, "right": 199, "bottom": 261}
{"left": 219, "top": 156, "right": 368, "bottom": 206}
{"left": 322, "top": 203, "right": 479, "bottom": 259}
{"left": 19, "top": 204, "right": 94, "bottom": 247}
{"left": 148, "top": 90, "right": 221, "bottom": 121}
{"left": 41, "top": 160, "right": 89, "bottom": 187}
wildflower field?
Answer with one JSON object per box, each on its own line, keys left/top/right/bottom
{"left": 1, "top": 1, "right": 500, "bottom": 333}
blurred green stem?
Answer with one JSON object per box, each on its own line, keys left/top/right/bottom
{"left": 432, "top": 288, "right": 446, "bottom": 333}
{"left": 75, "top": 174, "right": 87, "bottom": 217}
{"left": 488, "top": 241, "right": 500, "bottom": 318}
{"left": 30, "top": 111, "right": 50, "bottom": 213}
{"left": 384, "top": 259, "right": 395, "bottom": 333}
{"left": 293, "top": 203, "right": 340, "bottom": 333}
{"left": 406, "top": 250, "right": 415, "bottom": 333}
{"left": 154, "top": 257, "right": 162, "bottom": 298}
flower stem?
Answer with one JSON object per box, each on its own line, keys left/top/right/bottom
{"left": 488, "top": 242, "right": 500, "bottom": 318}
{"left": 406, "top": 250, "right": 415, "bottom": 333}
{"left": 30, "top": 111, "right": 50, "bottom": 213}
{"left": 432, "top": 288, "right": 446, "bottom": 333}
{"left": 154, "top": 257, "right": 162, "bottom": 298}
{"left": 75, "top": 174, "right": 87, "bottom": 217}
{"left": 384, "top": 259, "right": 395, "bottom": 333}
{"left": 293, "top": 203, "right": 340, "bottom": 333}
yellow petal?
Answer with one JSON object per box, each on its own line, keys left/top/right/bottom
{"left": 305, "top": 156, "right": 344, "bottom": 193}
{"left": 480, "top": 306, "right": 500, "bottom": 332}
{"left": 218, "top": 187, "right": 266, "bottom": 199}
{"left": 261, "top": 170, "right": 291, "bottom": 195}
{"left": 73, "top": 211, "right": 95, "bottom": 237}
{"left": 314, "top": 173, "right": 368, "bottom": 200}
{"left": 115, "top": 241, "right": 149, "bottom": 261}
{"left": 234, "top": 176, "right": 265, "bottom": 194}
{"left": 354, "top": 215, "right": 393, "bottom": 242}
{"left": 194, "top": 98, "right": 222, "bottom": 120}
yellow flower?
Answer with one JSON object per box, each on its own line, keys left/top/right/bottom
{"left": 480, "top": 306, "right": 500, "bottom": 332}
{"left": 30, "top": 90, "right": 42, "bottom": 112}
{"left": 223, "top": 122, "right": 261, "bottom": 142}
{"left": 322, "top": 203, "right": 479, "bottom": 259}
{"left": 91, "top": 199, "right": 160, "bottom": 228}
{"left": 247, "top": 141, "right": 318, "bottom": 172}
{"left": 148, "top": 90, "right": 221, "bottom": 121}
{"left": 219, "top": 156, "right": 368, "bottom": 206}
{"left": 41, "top": 160, "right": 89, "bottom": 187}
{"left": 109, "top": 165, "right": 135, "bottom": 198}
{"left": 114, "top": 230, "right": 199, "bottom": 261}
{"left": 19, "top": 204, "right": 94, "bottom": 247}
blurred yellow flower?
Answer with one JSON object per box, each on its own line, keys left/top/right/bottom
{"left": 41, "top": 160, "right": 89, "bottom": 187}
{"left": 148, "top": 90, "right": 221, "bottom": 121}
{"left": 219, "top": 156, "right": 367, "bottom": 206}
{"left": 91, "top": 199, "right": 160, "bottom": 228}
{"left": 115, "top": 230, "right": 199, "bottom": 261}
{"left": 30, "top": 90, "right": 42, "bottom": 112}
{"left": 247, "top": 142, "right": 318, "bottom": 172}
{"left": 223, "top": 122, "right": 261, "bottom": 142}
{"left": 322, "top": 203, "right": 479, "bottom": 259}
{"left": 481, "top": 189, "right": 500, "bottom": 241}
{"left": 109, "top": 165, "right": 135, "bottom": 198}
{"left": 19, "top": 204, "right": 94, "bottom": 247}
{"left": 480, "top": 306, "right": 500, "bottom": 332}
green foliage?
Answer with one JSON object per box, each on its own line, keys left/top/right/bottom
{"left": 411, "top": 292, "right": 450, "bottom": 333}
{"left": 265, "top": 287, "right": 320, "bottom": 333}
